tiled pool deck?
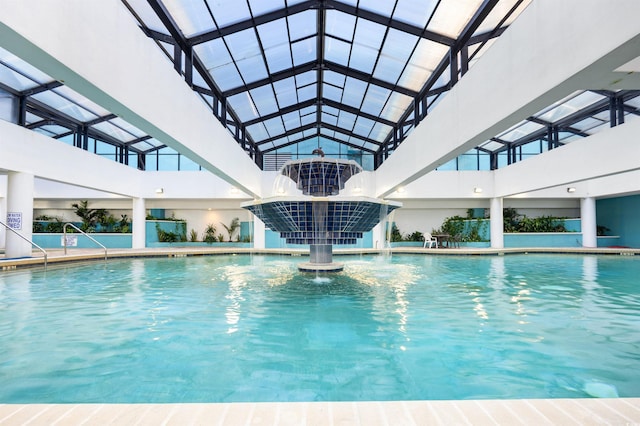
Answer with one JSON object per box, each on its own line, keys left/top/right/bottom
{"left": 1, "top": 247, "right": 639, "bottom": 424}
{"left": 1, "top": 399, "right": 639, "bottom": 425}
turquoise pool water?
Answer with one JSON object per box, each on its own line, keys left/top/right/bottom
{"left": 0, "top": 254, "right": 638, "bottom": 403}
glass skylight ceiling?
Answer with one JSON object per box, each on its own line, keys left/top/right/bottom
{"left": 2, "top": 1, "right": 640, "bottom": 173}
{"left": 0, "top": 46, "right": 173, "bottom": 168}
{"left": 122, "top": 0, "right": 536, "bottom": 168}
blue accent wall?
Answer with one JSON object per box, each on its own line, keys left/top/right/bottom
{"left": 33, "top": 233, "right": 132, "bottom": 249}
{"left": 597, "top": 194, "right": 640, "bottom": 248}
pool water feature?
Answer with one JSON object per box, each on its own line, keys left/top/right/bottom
{"left": 0, "top": 254, "right": 638, "bottom": 403}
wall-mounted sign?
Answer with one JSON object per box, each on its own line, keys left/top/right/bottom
{"left": 61, "top": 235, "right": 78, "bottom": 247}
{"left": 7, "top": 212, "right": 22, "bottom": 230}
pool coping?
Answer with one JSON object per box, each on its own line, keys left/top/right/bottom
{"left": 1, "top": 246, "right": 638, "bottom": 271}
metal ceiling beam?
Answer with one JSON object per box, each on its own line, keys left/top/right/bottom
{"left": 146, "top": 0, "right": 259, "bottom": 154}
{"left": 315, "top": 0, "right": 327, "bottom": 139}
{"left": 223, "top": 61, "right": 317, "bottom": 97}
{"left": 255, "top": 120, "right": 382, "bottom": 148}
{"left": 262, "top": 133, "right": 377, "bottom": 154}
{"left": 243, "top": 96, "right": 396, "bottom": 131}
{"left": 244, "top": 98, "right": 317, "bottom": 127}
{"left": 375, "top": 0, "right": 504, "bottom": 164}
{"left": 325, "top": 0, "right": 455, "bottom": 46}
{"left": 187, "top": 0, "right": 316, "bottom": 46}
{"left": 221, "top": 59, "right": 418, "bottom": 99}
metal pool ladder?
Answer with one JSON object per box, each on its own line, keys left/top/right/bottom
{"left": 0, "top": 219, "right": 48, "bottom": 269}
{"left": 63, "top": 223, "right": 107, "bottom": 261}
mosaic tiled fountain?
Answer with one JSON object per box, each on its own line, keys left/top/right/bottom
{"left": 242, "top": 157, "right": 401, "bottom": 272}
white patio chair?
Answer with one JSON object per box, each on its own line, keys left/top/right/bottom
{"left": 423, "top": 232, "right": 438, "bottom": 248}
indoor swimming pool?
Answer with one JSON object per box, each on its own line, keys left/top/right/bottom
{"left": 0, "top": 253, "right": 638, "bottom": 403}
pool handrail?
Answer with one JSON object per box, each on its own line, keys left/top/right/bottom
{"left": 0, "top": 219, "right": 48, "bottom": 269}
{"left": 63, "top": 223, "right": 107, "bottom": 261}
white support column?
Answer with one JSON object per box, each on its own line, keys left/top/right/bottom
{"left": 251, "top": 215, "right": 265, "bottom": 249}
{"left": 132, "top": 197, "right": 146, "bottom": 249}
{"left": 490, "top": 197, "right": 504, "bottom": 249}
{"left": 5, "top": 172, "right": 34, "bottom": 258}
{"left": 581, "top": 197, "right": 597, "bottom": 248}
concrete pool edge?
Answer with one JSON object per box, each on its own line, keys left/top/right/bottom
{"left": 1, "top": 246, "right": 638, "bottom": 271}
{"left": 1, "top": 398, "right": 639, "bottom": 424}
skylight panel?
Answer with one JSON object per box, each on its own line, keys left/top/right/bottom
{"left": 295, "top": 71, "right": 316, "bottom": 87}
{"left": 0, "top": 47, "right": 52, "bottom": 85}
{"left": 273, "top": 77, "right": 298, "bottom": 108}
{"left": 300, "top": 106, "right": 315, "bottom": 116}
{"left": 325, "top": 37, "right": 351, "bottom": 66}
{"left": 37, "top": 124, "right": 69, "bottom": 136}
{"left": 206, "top": 0, "right": 250, "bottom": 28}
{"left": 380, "top": 92, "right": 413, "bottom": 121}
{"left": 498, "top": 121, "right": 544, "bottom": 142}
{"left": 194, "top": 39, "right": 232, "bottom": 70}
{"left": 264, "top": 44, "right": 294, "bottom": 73}
{"left": 287, "top": 10, "right": 316, "bottom": 41}
{"left": 321, "top": 111, "right": 338, "bottom": 126}
{"left": 54, "top": 86, "right": 111, "bottom": 117}
{"left": 33, "top": 127, "right": 57, "bottom": 138}
{"left": 301, "top": 113, "right": 315, "bottom": 126}
{"left": 536, "top": 91, "right": 605, "bottom": 123}
{"left": 274, "top": 78, "right": 298, "bottom": 107}
{"left": 361, "top": 141, "right": 380, "bottom": 151}
{"left": 124, "top": 0, "right": 170, "bottom": 34}
{"left": 323, "top": 70, "right": 346, "bottom": 88}
{"left": 322, "top": 105, "right": 340, "bottom": 116}
{"left": 392, "top": 0, "right": 438, "bottom": 28}
{"left": 571, "top": 117, "right": 606, "bottom": 133}
{"left": 398, "top": 38, "right": 448, "bottom": 90}
{"left": 472, "top": 0, "right": 532, "bottom": 35}
{"left": 209, "top": 63, "right": 243, "bottom": 91}
{"left": 250, "top": 85, "right": 279, "bottom": 116}
{"left": 353, "top": 19, "right": 386, "bottom": 50}
{"left": 334, "top": 131, "right": 349, "bottom": 142}
{"left": 372, "top": 56, "right": 405, "bottom": 84}
{"left": 110, "top": 117, "right": 146, "bottom": 138}
{"left": 246, "top": 122, "right": 270, "bottom": 141}
{"left": 163, "top": 0, "right": 213, "bottom": 38}
{"left": 236, "top": 55, "right": 268, "bottom": 84}
{"left": 478, "top": 140, "right": 504, "bottom": 151}
{"left": 283, "top": 111, "right": 302, "bottom": 130}
{"left": 297, "top": 83, "right": 317, "bottom": 101}
{"left": 358, "top": 1, "right": 394, "bottom": 17}
{"left": 323, "top": 83, "right": 343, "bottom": 103}
{"left": 227, "top": 92, "right": 259, "bottom": 121}
{"left": 257, "top": 18, "right": 289, "bottom": 49}
{"left": 370, "top": 122, "right": 393, "bottom": 142}
{"left": 361, "top": 85, "right": 391, "bottom": 116}
{"left": 320, "top": 127, "right": 335, "bottom": 138}
{"left": 337, "top": 111, "right": 357, "bottom": 129}
{"left": 31, "top": 91, "right": 98, "bottom": 122}
{"left": 291, "top": 38, "right": 317, "bottom": 66}
{"left": 130, "top": 141, "right": 157, "bottom": 151}
{"left": 92, "top": 121, "right": 135, "bottom": 142}
{"left": 342, "top": 77, "right": 367, "bottom": 108}
{"left": 0, "top": 63, "right": 40, "bottom": 91}
{"left": 428, "top": 0, "right": 484, "bottom": 39}
{"left": 225, "top": 29, "right": 262, "bottom": 62}
{"left": 382, "top": 23, "right": 422, "bottom": 57}
{"left": 302, "top": 129, "right": 316, "bottom": 139}
{"left": 248, "top": 0, "right": 285, "bottom": 16}
{"left": 325, "top": 10, "right": 356, "bottom": 40}
{"left": 263, "top": 117, "right": 285, "bottom": 136}
{"left": 352, "top": 116, "right": 375, "bottom": 137}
